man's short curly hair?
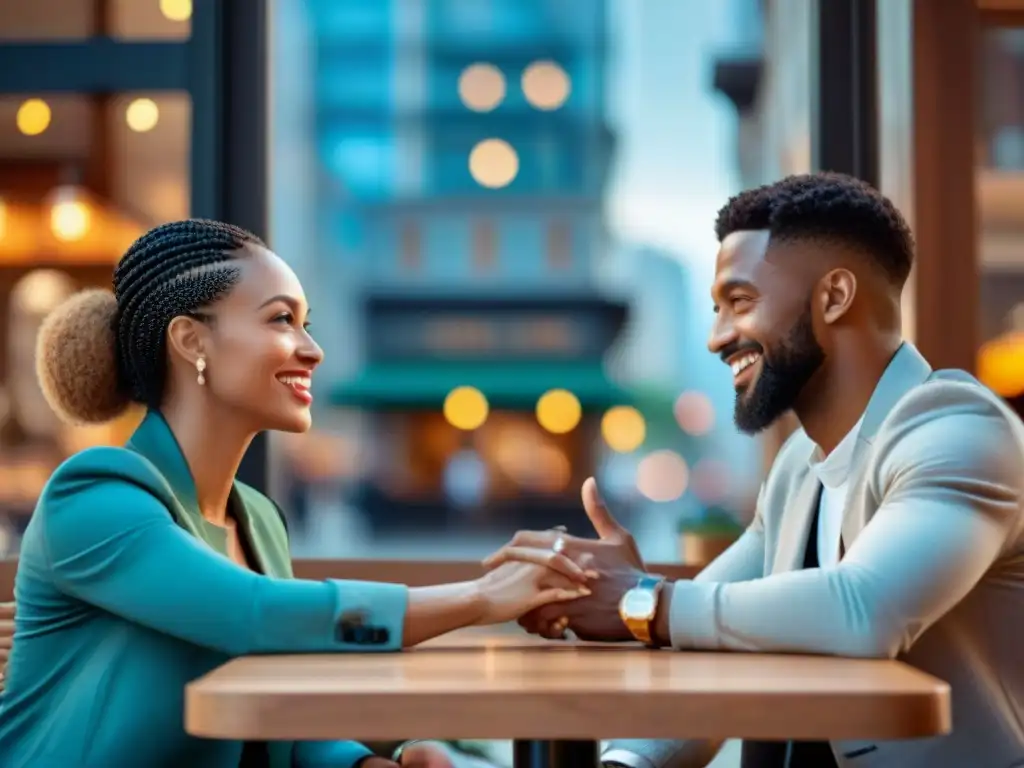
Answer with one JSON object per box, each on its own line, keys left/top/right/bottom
{"left": 714, "top": 172, "right": 915, "bottom": 288}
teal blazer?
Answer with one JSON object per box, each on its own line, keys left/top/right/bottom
{"left": 0, "top": 411, "right": 408, "bottom": 768}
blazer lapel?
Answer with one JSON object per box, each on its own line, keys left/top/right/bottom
{"left": 839, "top": 342, "right": 933, "bottom": 553}
{"left": 229, "top": 484, "right": 291, "bottom": 578}
{"left": 126, "top": 411, "right": 206, "bottom": 534}
{"left": 125, "top": 411, "right": 275, "bottom": 575}
{"left": 772, "top": 463, "right": 822, "bottom": 573}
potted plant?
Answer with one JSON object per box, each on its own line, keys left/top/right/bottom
{"left": 677, "top": 505, "right": 744, "bottom": 566}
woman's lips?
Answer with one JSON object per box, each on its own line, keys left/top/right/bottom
{"left": 277, "top": 374, "right": 313, "bottom": 405}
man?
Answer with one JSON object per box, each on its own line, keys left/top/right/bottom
{"left": 421, "top": 173, "right": 1024, "bottom": 768}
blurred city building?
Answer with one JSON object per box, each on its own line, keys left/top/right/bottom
{"left": 0, "top": 0, "right": 1019, "bottom": 568}
{"left": 302, "top": 0, "right": 637, "bottom": 536}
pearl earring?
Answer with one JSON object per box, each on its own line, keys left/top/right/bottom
{"left": 196, "top": 357, "right": 207, "bottom": 386}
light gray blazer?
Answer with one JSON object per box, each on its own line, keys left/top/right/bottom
{"left": 605, "top": 342, "right": 1024, "bottom": 768}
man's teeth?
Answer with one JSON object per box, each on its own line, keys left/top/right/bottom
{"left": 730, "top": 354, "right": 761, "bottom": 376}
{"left": 278, "top": 376, "right": 310, "bottom": 388}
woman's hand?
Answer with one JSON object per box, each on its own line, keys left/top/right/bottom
{"left": 473, "top": 545, "right": 593, "bottom": 625}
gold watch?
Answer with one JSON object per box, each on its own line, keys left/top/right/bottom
{"left": 618, "top": 575, "right": 664, "bottom": 645}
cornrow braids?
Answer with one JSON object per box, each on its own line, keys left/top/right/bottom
{"left": 36, "top": 219, "right": 264, "bottom": 425}
{"left": 114, "top": 219, "right": 264, "bottom": 407}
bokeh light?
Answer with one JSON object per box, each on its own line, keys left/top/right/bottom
{"left": 443, "top": 386, "right": 489, "bottom": 431}
{"left": 536, "top": 389, "right": 582, "bottom": 434}
{"left": 978, "top": 331, "right": 1024, "bottom": 398}
{"left": 160, "top": 0, "right": 192, "bottom": 22}
{"left": 469, "top": 138, "right": 519, "bottom": 188}
{"left": 636, "top": 450, "right": 689, "bottom": 502}
{"left": 458, "top": 63, "right": 506, "bottom": 112}
{"left": 690, "top": 458, "right": 731, "bottom": 504}
{"left": 522, "top": 60, "right": 571, "bottom": 110}
{"left": 16, "top": 99, "right": 51, "bottom": 136}
{"left": 674, "top": 390, "right": 715, "bottom": 435}
{"left": 601, "top": 405, "right": 646, "bottom": 453}
{"left": 125, "top": 98, "right": 160, "bottom": 132}
{"left": 48, "top": 187, "right": 91, "bottom": 242}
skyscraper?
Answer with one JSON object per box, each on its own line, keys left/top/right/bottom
{"left": 308, "top": 0, "right": 633, "bottom": 533}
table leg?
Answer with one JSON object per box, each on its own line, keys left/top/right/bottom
{"left": 512, "top": 740, "right": 599, "bottom": 768}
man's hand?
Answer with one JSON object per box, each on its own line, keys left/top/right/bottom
{"left": 483, "top": 478, "right": 648, "bottom": 642}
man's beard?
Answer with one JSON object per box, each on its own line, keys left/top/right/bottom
{"left": 733, "top": 306, "right": 825, "bottom": 435}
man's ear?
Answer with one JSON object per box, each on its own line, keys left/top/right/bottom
{"left": 818, "top": 268, "right": 857, "bottom": 325}
{"left": 166, "top": 315, "right": 208, "bottom": 368}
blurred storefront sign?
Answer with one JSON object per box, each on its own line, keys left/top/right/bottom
{"left": 333, "top": 293, "right": 632, "bottom": 533}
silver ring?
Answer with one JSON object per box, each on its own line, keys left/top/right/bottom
{"left": 552, "top": 536, "right": 566, "bottom": 554}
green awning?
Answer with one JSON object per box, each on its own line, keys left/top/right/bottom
{"left": 330, "top": 360, "right": 632, "bottom": 409}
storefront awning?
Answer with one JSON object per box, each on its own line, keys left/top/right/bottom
{"left": 330, "top": 360, "right": 633, "bottom": 410}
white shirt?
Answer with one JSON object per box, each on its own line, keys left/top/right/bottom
{"left": 808, "top": 416, "right": 864, "bottom": 568}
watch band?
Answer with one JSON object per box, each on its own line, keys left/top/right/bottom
{"left": 622, "top": 575, "right": 664, "bottom": 645}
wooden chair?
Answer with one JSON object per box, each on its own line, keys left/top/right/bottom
{"left": 0, "top": 601, "right": 14, "bottom": 693}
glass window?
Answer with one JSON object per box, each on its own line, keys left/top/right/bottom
{"left": 471, "top": 219, "right": 497, "bottom": 272}
{"left": 979, "top": 28, "right": 1024, "bottom": 171}
{"left": 976, "top": 25, "right": 1024, "bottom": 416}
{"left": 321, "top": 129, "right": 397, "bottom": 199}
{"left": 399, "top": 219, "right": 421, "bottom": 272}
{"left": 546, "top": 219, "right": 572, "bottom": 270}
{"left": 0, "top": 90, "right": 190, "bottom": 553}
{"left": 268, "top": 0, "right": 788, "bottom": 570}
{"left": 316, "top": 55, "right": 393, "bottom": 111}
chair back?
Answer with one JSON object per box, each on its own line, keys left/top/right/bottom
{"left": 0, "top": 601, "right": 13, "bottom": 693}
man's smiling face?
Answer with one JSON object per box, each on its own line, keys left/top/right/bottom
{"left": 708, "top": 230, "right": 826, "bottom": 434}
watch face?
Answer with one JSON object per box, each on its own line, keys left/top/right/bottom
{"left": 622, "top": 588, "right": 656, "bottom": 619}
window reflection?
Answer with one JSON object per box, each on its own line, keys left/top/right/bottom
{"left": 977, "top": 26, "right": 1024, "bottom": 418}
{"left": 0, "top": 85, "right": 188, "bottom": 550}
{"left": 979, "top": 28, "right": 1024, "bottom": 171}
{"left": 271, "top": 0, "right": 770, "bottom": 561}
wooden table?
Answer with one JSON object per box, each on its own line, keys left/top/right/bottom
{"left": 185, "top": 630, "right": 951, "bottom": 768}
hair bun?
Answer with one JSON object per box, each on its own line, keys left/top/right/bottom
{"left": 36, "top": 288, "right": 131, "bottom": 425}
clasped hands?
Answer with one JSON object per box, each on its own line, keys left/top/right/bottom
{"left": 382, "top": 480, "right": 656, "bottom": 768}
{"left": 483, "top": 477, "right": 653, "bottom": 643}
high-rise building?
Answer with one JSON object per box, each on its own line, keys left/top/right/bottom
{"left": 307, "top": 0, "right": 632, "bottom": 533}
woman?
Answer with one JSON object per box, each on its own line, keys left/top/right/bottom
{"left": 0, "top": 219, "right": 592, "bottom": 768}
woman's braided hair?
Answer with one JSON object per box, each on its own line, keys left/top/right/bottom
{"left": 36, "top": 219, "right": 264, "bottom": 424}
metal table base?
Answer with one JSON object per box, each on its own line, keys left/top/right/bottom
{"left": 512, "top": 739, "right": 600, "bottom": 768}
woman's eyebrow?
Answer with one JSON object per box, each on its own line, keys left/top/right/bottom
{"left": 258, "top": 294, "right": 300, "bottom": 311}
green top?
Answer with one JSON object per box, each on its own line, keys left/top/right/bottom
{"left": 0, "top": 411, "right": 408, "bottom": 767}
